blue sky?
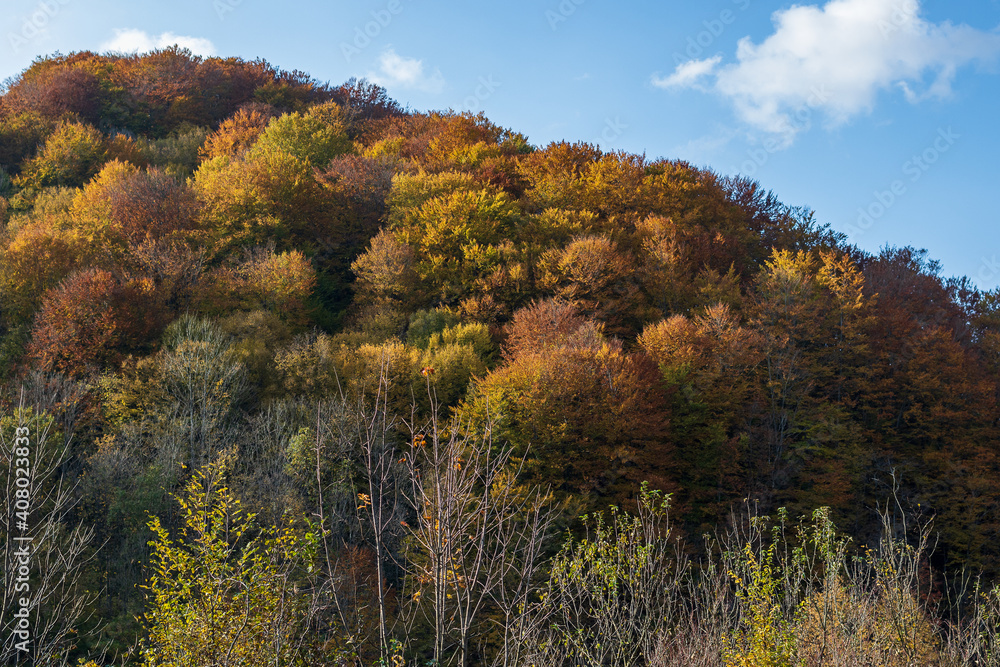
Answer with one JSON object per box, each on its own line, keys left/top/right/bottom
{"left": 3, "top": 0, "right": 999, "bottom": 289}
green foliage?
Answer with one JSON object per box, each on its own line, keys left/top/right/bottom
{"left": 406, "top": 307, "right": 460, "bottom": 347}
{"left": 535, "top": 485, "right": 681, "bottom": 665}
{"left": 253, "top": 106, "right": 353, "bottom": 167}
{"left": 396, "top": 188, "right": 521, "bottom": 290}
{"left": 14, "top": 121, "right": 107, "bottom": 192}
{"left": 192, "top": 142, "right": 338, "bottom": 255}
{"left": 159, "top": 314, "right": 248, "bottom": 467}
{"left": 217, "top": 309, "right": 292, "bottom": 395}
{"left": 387, "top": 171, "right": 480, "bottom": 216}
{"left": 272, "top": 333, "right": 342, "bottom": 399}
{"left": 725, "top": 541, "right": 797, "bottom": 667}
{"left": 0, "top": 111, "right": 54, "bottom": 172}
{"left": 4, "top": 49, "right": 1000, "bottom": 666}
{"left": 427, "top": 321, "right": 496, "bottom": 361}
{"left": 749, "top": 249, "right": 873, "bottom": 516}
{"left": 639, "top": 304, "right": 762, "bottom": 527}
{"left": 272, "top": 328, "right": 488, "bottom": 414}
{"left": 98, "top": 313, "right": 250, "bottom": 462}
{"left": 0, "top": 325, "right": 30, "bottom": 377}
{"left": 194, "top": 247, "right": 317, "bottom": 326}
{"left": 140, "top": 458, "right": 330, "bottom": 666}
{"left": 351, "top": 229, "right": 419, "bottom": 310}
{"left": 138, "top": 123, "right": 210, "bottom": 180}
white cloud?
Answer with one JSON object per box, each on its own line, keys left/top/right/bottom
{"left": 652, "top": 56, "right": 722, "bottom": 90}
{"left": 656, "top": 0, "right": 1000, "bottom": 144}
{"left": 367, "top": 48, "right": 445, "bottom": 94}
{"left": 100, "top": 29, "right": 216, "bottom": 56}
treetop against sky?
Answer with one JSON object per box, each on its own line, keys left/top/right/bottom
{"left": 2, "top": 0, "right": 998, "bottom": 288}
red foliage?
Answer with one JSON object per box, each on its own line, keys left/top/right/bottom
{"left": 330, "top": 77, "right": 404, "bottom": 122}
{"left": 3, "top": 61, "right": 102, "bottom": 123}
{"left": 28, "top": 269, "right": 162, "bottom": 377}
{"left": 2, "top": 50, "right": 339, "bottom": 137}
{"left": 478, "top": 301, "right": 675, "bottom": 506}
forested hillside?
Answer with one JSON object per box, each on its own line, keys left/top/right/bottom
{"left": 1, "top": 49, "right": 999, "bottom": 665}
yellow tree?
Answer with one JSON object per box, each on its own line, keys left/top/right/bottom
{"left": 199, "top": 105, "right": 275, "bottom": 160}
{"left": 141, "top": 458, "right": 331, "bottom": 667}
{"left": 192, "top": 142, "right": 337, "bottom": 254}
{"left": 194, "top": 246, "right": 317, "bottom": 326}
{"left": 538, "top": 233, "right": 644, "bottom": 337}
{"left": 13, "top": 121, "right": 108, "bottom": 195}
{"left": 69, "top": 160, "right": 199, "bottom": 261}
{"left": 252, "top": 105, "right": 353, "bottom": 168}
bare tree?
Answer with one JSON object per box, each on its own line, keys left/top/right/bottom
{"left": 403, "top": 380, "right": 558, "bottom": 667}
{"left": 341, "top": 372, "right": 406, "bottom": 662}
{"left": 309, "top": 372, "right": 408, "bottom": 664}
{"left": 0, "top": 389, "right": 97, "bottom": 664}
{"left": 520, "top": 485, "right": 690, "bottom": 667}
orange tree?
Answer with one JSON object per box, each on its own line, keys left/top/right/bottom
{"left": 464, "top": 299, "right": 673, "bottom": 509}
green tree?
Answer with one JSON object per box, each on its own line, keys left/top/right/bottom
{"left": 194, "top": 246, "right": 317, "bottom": 326}
{"left": 141, "top": 458, "right": 330, "bottom": 666}
{"left": 192, "top": 142, "right": 337, "bottom": 254}
{"left": 0, "top": 111, "right": 54, "bottom": 173}
{"left": 390, "top": 184, "right": 522, "bottom": 308}
{"left": 158, "top": 315, "right": 248, "bottom": 469}
{"left": 14, "top": 121, "right": 107, "bottom": 194}
{"left": 639, "top": 303, "right": 762, "bottom": 529}
{"left": 748, "top": 249, "right": 874, "bottom": 516}
{"left": 254, "top": 105, "right": 353, "bottom": 168}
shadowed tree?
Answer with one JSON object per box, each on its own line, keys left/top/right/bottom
{"left": 28, "top": 268, "right": 162, "bottom": 377}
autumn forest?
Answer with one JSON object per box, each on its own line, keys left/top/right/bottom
{"left": 1, "top": 49, "right": 999, "bottom": 666}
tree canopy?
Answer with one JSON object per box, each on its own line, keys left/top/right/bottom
{"left": 0, "top": 49, "right": 998, "bottom": 665}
